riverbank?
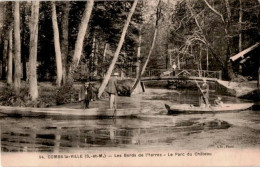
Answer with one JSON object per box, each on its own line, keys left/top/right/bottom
{"left": 0, "top": 79, "right": 143, "bottom": 108}
{"left": 216, "top": 80, "right": 259, "bottom": 100}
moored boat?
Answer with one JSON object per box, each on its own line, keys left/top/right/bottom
{"left": 165, "top": 103, "right": 253, "bottom": 114}
{"left": 0, "top": 105, "right": 140, "bottom": 118}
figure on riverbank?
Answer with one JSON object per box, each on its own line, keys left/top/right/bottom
{"left": 79, "top": 82, "right": 93, "bottom": 109}
{"left": 106, "top": 72, "right": 119, "bottom": 109}
{"left": 198, "top": 79, "right": 209, "bottom": 107}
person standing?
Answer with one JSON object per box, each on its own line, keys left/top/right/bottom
{"left": 106, "top": 72, "right": 119, "bottom": 109}
{"left": 199, "top": 78, "right": 209, "bottom": 107}
{"left": 79, "top": 82, "right": 93, "bottom": 109}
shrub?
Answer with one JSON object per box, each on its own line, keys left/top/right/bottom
{"left": 0, "top": 86, "right": 56, "bottom": 108}
{"left": 55, "top": 84, "right": 79, "bottom": 105}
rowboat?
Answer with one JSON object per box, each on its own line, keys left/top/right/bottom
{"left": 0, "top": 105, "right": 140, "bottom": 118}
{"left": 165, "top": 103, "right": 253, "bottom": 114}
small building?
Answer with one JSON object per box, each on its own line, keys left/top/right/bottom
{"left": 230, "top": 43, "right": 260, "bottom": 79}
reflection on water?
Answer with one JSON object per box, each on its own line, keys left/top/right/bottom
{"left": 1, "top": 89, "right": 260, "bottom": 152}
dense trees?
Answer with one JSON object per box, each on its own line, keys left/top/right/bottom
{"left": 168, "top": 0, "right": 259, "bottom": 80}
{"left": 0, "top": 0, "right": 259, "bottom": 104}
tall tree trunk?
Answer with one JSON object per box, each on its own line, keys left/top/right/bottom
{"left": 239, "top": 0, "right": 242, "bottom": 52}
{"left": 0, "top": 3, "right": 5, "bottom": 45}
{"left": 14, "top": 2, "right": 22, "bottom": 94}
{"left": 199, "top": 45, "right": 202, "bottom": 71}
{"left": 61, "top": 2, "right": 70, "bottom": 85}
{"left": 224, "top": 0, "right": 234, "bottom": 80}
{"left": 136, "top": 28, "right": 141, "bottom": 79}
{"left": 130, "top": 0, "right": 161, "bottom": 94}
{"left": 51, "top": 2, "right": 62, "bottom": 87}
{"left": 67, "top": 0, "right": 94, "bottom": 83}
{"left": 102, "top": 43, "right": 108, "bottom": 77}
{"left": 21, "top": 5, "right": 28, "bottom": 81}
{"left": 206, "top": 47, "right": 209, "bottom": 71}
{"left": 2, "top": 39, "right": 8, "bottom": 80}
{"left": 94, "top": 38, "right": 98, "bottom": 77}
{"left": 90, "top": 34, "right": 97, "bottom": 78}
{"left": 7, "top": 28, "right": 13, "bottom": 85}
{"left": 28, "top": 1, "right": 39, "bottom": 101}
{"left": 257, "top": 66, "right": 260, "bottom": 97}
{"left": 98, "top": 0, "right": 138, "bottom": 98}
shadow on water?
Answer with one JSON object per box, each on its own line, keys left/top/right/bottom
{"left": 1, "top": 88, "right": 260, "bottom": 152}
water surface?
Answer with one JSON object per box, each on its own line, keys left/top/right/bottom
{"left": 1, "top": 88, "right": 260, "bottom": 152}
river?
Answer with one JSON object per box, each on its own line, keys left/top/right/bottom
{"left": 1, "top": 88, "right": 260, "bottom": 153}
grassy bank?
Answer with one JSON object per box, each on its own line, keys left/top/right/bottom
{"left": 0, "top": 81, "right": 82, "bottom": 108}
{"left": 0, "top": 78, "right": 139, "bottom": 108}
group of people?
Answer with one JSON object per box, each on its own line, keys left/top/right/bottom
{"left": 79, "top": 72, "right": 119, "bottom": 109}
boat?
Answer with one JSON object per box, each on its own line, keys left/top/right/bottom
{"left": 0, "top": 105, "right": 140, "bottom": 118}
{"left": 165, "top": 103, "right": 254, "bottom": 114}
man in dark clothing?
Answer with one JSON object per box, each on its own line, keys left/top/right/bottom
{"left": 79, "top": 82, "right": 93, "bottom": 109}
{"left": 106, "top": 72, "right": 119, "bottom": 109}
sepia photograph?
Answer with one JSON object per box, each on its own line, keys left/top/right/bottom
{"left": 0, "top": 0, "right": 260, "bottom": 167}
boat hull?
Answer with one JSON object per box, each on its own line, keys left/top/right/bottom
{"left": 0, "top": 106, "right": 140, "bottom": 118}
{"left": 165, "top": 103, "right": 253, "bottom": 114}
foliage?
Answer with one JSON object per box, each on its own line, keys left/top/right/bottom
{"left": 168, "top": 0, "right": 259, "bottom": 76}
{"left": 55, "top": 84, "right": 79, "bottom": 105}
{"left": 0, "top": 86, "right": 55, "bottom": 107}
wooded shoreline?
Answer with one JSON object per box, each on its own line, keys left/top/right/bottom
{"left": 0, "top": 1, "right": 259, "bottom": 108}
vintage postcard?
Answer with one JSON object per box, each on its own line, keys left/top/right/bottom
{"left": 0, "top": 0, "right": 260, "bottom": 167}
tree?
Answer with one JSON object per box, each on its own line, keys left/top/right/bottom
{"left": 130, "top": 0, "right": 162, "bottom": 94}
{"left": 2, "top": 36, "right": 7, "bottom": 80}
{"left": 202, "top": 0, "right": 234, "bottom": 79}
{"left": 0, "top": 2, "right": 12, "bottom": 81}
{"left": 7, "top": 28, "right": 12, "bottom": 85}
{"left": 13, "top": 2, "right": 22, "bottom": 94}
{"left": 98, "top": 0, "right": 139, "bottom": 98}
{"left": 239, "top": 0, "right": 242, "bottom": 52}
{"left": 51, "top": 2, "right": 62, "bottom": 86}
{"left": 67, "top": 0, "right": 94, "bottom": 82}
{"left": 0, "top": 3, "right": 5, "bottom": 45}
{"left": 28, "top": 1, "right": 40, "bottom": 100}
{"left": 60, "top": 2, "right": 70, "bottom": 85}
{"left": 136, "top": 26, "right": 141, "bottom": 78}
